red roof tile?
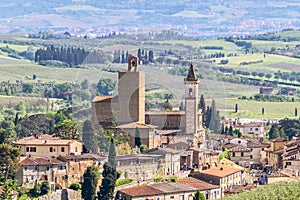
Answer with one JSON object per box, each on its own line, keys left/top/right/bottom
{"left": 201, "top": 167, "right": 242, "bottom": 178}
{"left": 92, "top": 96, "right": 113, "bottom": 102}
{"left": 119, "top": 184, "right": 164, "bottom": 197}
{"left": 178, "top": 177, "right": 219, "bottom": 190}
{"left": 20, "top": 157, "right": 66, "bottom": 166}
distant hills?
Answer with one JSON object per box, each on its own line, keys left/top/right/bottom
{"left": 0, "top": 0, "right": 300, "bottom": 37}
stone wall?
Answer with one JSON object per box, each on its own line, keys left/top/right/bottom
{"left": 38, "top": 189, "right": 81, "bottom": 200}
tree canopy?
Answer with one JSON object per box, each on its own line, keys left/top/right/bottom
{"left": 96, "top": 78, "right": 116, "bottom": 96}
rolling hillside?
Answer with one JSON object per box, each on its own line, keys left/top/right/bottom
{"left": 0, "top": 0, "right": 300, "bottom": 37}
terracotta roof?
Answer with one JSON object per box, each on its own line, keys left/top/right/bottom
{"left": 285, "top": 139, "right": 300, "bottom": 147}
{"left": 117, "top": 122, "right": 156, "bottom": 129}
{"left": 236, "top": 123, "right": 263, "bottom": 127}
{"left": 92, "top": 96, "right": 113, "bottom": 102}
{"left": 146, "top": 111, "right": 185, "bottom": 115}
{"left": 178, "top": 177, "right": 219, "bottom": 190}
{"left": 145, "top": 147, "right": 182, "bottom": 155}
{"left": 13, "top": 134, "right": 78, "bottom": 145}
{"left": 119, "top": 184, "right": 164, "bottom": 197}
{"left": 247, "top": 141, "right": 268, "bottom": 148}
{"left": 13, "top": 134, "right": 80, "bottom": 145}
{"left": 201, "top": 167, "right": 242, "bottom": 178}
{"left": 209, "top": 133, "right": 234, "bottom": 140}
{"left": 150, "top": 182, "right": 197, "bottom": 193}
{"left": 227, "top": 145, "right": 251, "bottom": 152}
{"left": 155, "top": 129, "right": 182, "bottom": 136}
{"left": 58, "top": 153, "right": 105, "bottom": 161}
{"left": 224, "top": 143, "right": 251, "bottom": 152}
{"left": 20, "top": 157, "right": 66, "bottom": 166}
{"left": 271, "top": 138, "right": 286, "bottom": 142}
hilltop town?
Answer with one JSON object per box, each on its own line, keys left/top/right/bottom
{"left": 1, "top": 52, "right": 299, "bottom": 200}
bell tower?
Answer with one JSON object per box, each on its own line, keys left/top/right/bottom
{"left": 184, "top": 64, "right": 200, "bottom": 136}
{"left": 117, "top": 56, "right": 145, "bottom": 124}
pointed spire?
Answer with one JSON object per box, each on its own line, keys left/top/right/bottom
{"left": 185, "top": 63, "right": 198, "bottom": 81}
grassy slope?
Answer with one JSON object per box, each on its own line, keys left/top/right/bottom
{"left": 223, "top": 181, "right": 300, "bottom": 200}
{"left": 0, "top": 35, "right": 300, "bottom": 119}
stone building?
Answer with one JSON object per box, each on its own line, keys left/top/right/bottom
{"left": 178, "top": 177, "right": 221, "bottom": 200}
{"left": 282, "top": 138, "right": 300, "bottom": 176}
{"left": 190, "top": 167, "right": 244, "bottom": 198}
{"left": 92, "top": 57, "right": 206, "bottom": 149}
{"left": 57, "top": 153, "right": 105, "bottom": 187}
{"left": 13, "top": 134, "right": 83, "bottom": 157}
{"left": 145, "top": 147, "right": 181, "bottom": 176}
{"left": 15, "top": 157, "right": 68, "bottom": 189}
{"left": 263, "top": 138, "right": 286, "bottom": 170}
{"left": 116, "top": 153, "right": 162, "bottom": 181}
{"left": 116, "top": 182, "right": 197, "bottom": 200}
{"left": 92, "top": 56, "right": 145, "bottom": 128}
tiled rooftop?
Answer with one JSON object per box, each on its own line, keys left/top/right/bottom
{"left": 117, "top": 122, "right": 156, "bottom": 129}
{"left": 200, "top": 167, "right": 242, "bottom": 178}
{"left": 13, "top": 134, "right": 79, "bottom": 145}
{"left": 178, "top": 177, "right": 219, "bottom": 190}
{"left": 20, "top": 157, "right": 66, "bottom": 166}
{"left": 146, "top": 111, "right": 185, "bottom": 115}
{"left": 118, "top": 184, "right": 164, "bottom": 197}
{"left": 150, "top": 182, "right": 197, "bottom": 193}
{"left": 92, "top": 96, "right": 113, "bottom": 102}
{"left": 58, "top": 153, "right": 105, "bottom": 161}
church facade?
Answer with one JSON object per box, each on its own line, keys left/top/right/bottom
{"left": 92, "top": 56, "right": 205, "bottom": 149}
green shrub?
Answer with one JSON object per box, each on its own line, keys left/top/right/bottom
{"left": 153, "top": 177, "right": 164, "bottom": 182}
{"left": 168, "top": 176, "right": 178, "bottom": 182}
{"left": 69, "top": 182, "right": 82, "bottom": 191}
{"left": 115, "top": 179, "right": 133, "bottom": 187}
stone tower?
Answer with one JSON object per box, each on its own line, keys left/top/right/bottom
{"left": 184, "top": 63, "right": 200, "bottom": 136}
{"left": 117, "top": 56, "right": 145, "bottom": 124}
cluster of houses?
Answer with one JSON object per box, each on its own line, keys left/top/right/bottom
{"left": 13, "top": 134, "right": 105, "bottom": 190}
{"left": 11, "top": 128, "right": 300, "bottom": 198}
{"left": 9, "top": 58, "right": 300, "bottom": 199}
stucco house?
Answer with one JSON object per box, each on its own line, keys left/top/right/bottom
{"left": 189, "top": 167, "right": 244, "bottom": 198}
{"left": 116, "top": 182, "right": 197, "bottom": 200}
{"left": 13, "top": 134, "right": 83, "bottom": 157}
{"left": 178, "top": 177, "right": 221, "bottom": 200}
{"left": 15, "top": 157, "right": 68, "bottom": 189}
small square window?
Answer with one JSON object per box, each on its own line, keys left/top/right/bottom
{"left": 61, "top": 147, "right": 65, "bottom": 152}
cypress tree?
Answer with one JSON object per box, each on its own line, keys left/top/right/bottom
{"left": 98, "top": 139, "right": 119, "bottom": 200}
{"left": 225, "top": 126, "right": 229, "bottom": 135}
{"left": 194, "top": 189, "right": 205, "bottom": 200}
{"left": 221, "top": 123, "right": 225, "bottom": 134}
{"left": 82, "top": 165, "right": 100, "bottom": 200}
{"left": 135, "top": 127, "right": 142, "bottom": 148}
{"left": 229, "top": 125, "right": 233, "bottom": 136}
{"left": 235, "top": 103, "right": 238, "bottom": 113}
{"left": 82, "top": 120, "right": 97, "bottom": 153}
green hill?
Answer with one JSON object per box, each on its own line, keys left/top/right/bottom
{"left": 223, "top": 181, "right": 300, "bottom": 200}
